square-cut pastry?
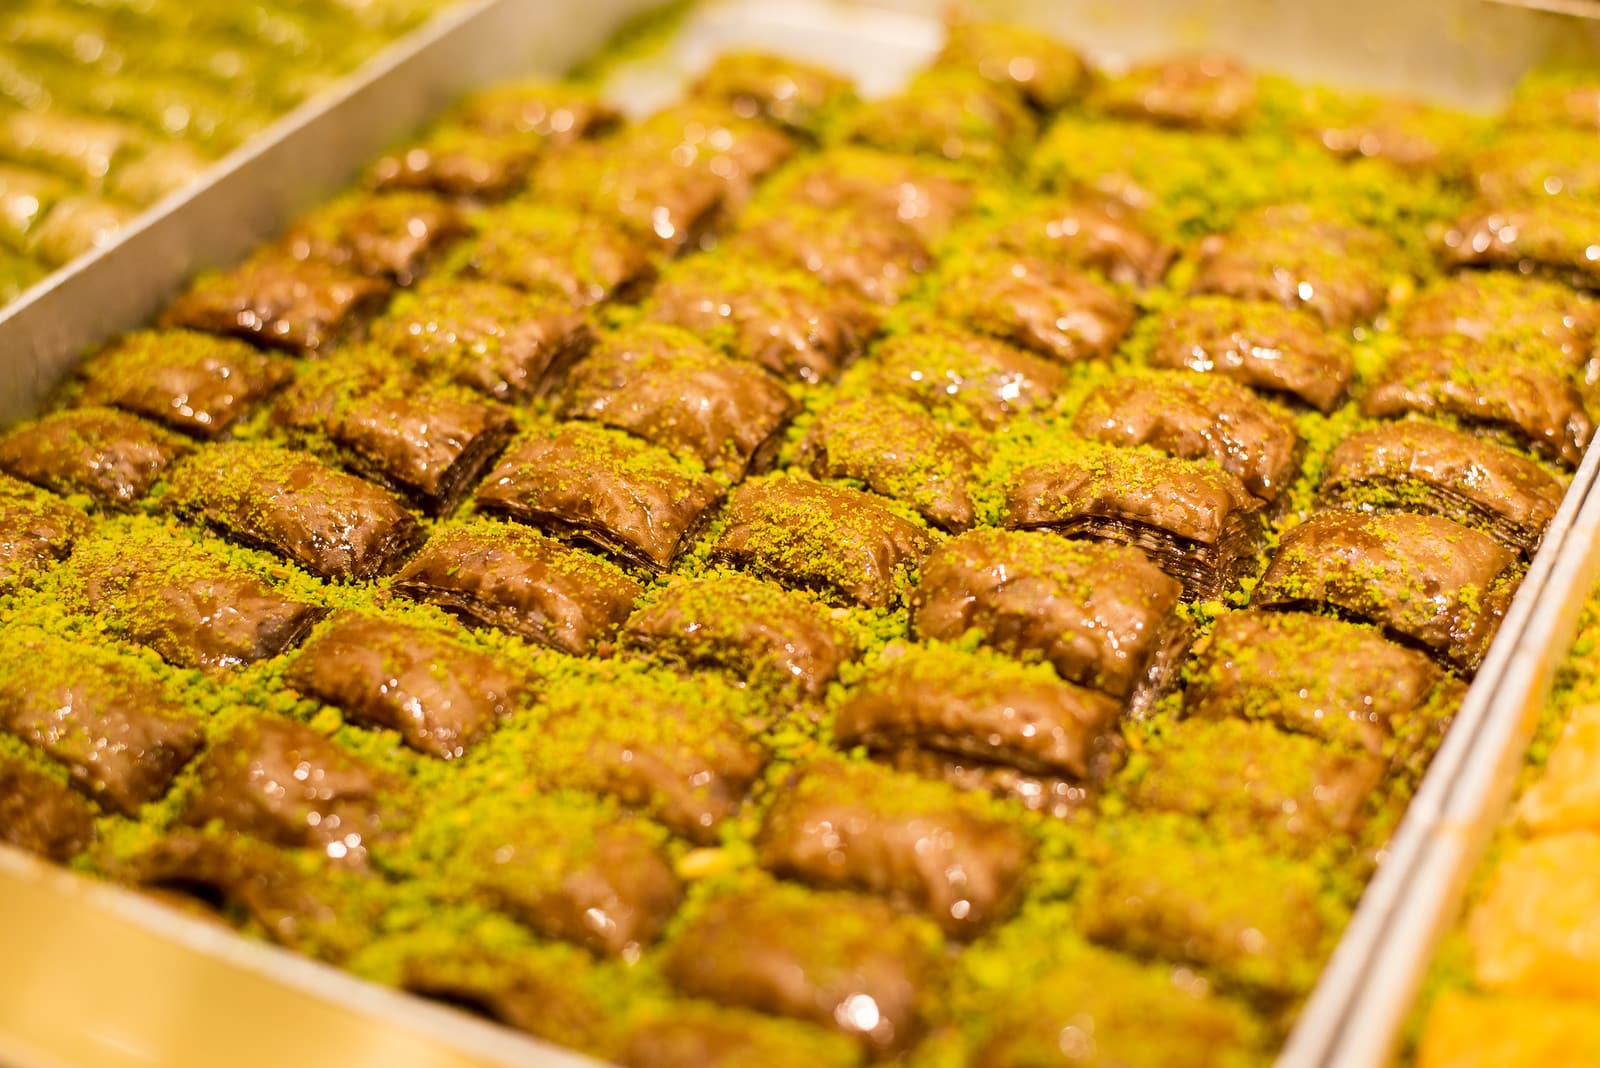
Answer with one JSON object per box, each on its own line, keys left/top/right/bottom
{"left": 1361, "top": 341, "right": 1591, "bottom": 469}
{"left": 835, "top": 641, "right": 1124, "bottom": 781}
{"left": 288, "top": 611, "right": 523, "bottom": 760}
{"left": 936, "top": 250, "right": 1135, "bottom": 364}
{"left": 475, "top": 423, "right": 722, "bottom": 571}
{"left": 559, "top": 324, "right": 796, "bottom": 478}
{"left": 1148, "top": 296, "right": 1354, "bottom": 412}
{"left": 756, "top": 759, "right": 1032, "bottom": 936}
{"left": 78, "top": 328, "right": 294, "bottom": 438}
{"left": 59, "top": 521, "right": 325, "bottom": 671}
{"left": 0, "top": 472, "right": 90, "bottom": 594}
{"left": 164, "top": 442, "right": 422, "bottom": 581}
{"left": 1001, "top": 440, "right": 1264, "bottom": 600}
{"left": 662, "top": 880, "right": 942, "bottom": 1055}
{"left": 911, "top": 529, "right": 1186, "bottom": 707}
{"left": 393, "top": 519, "right": 643, "bottom": 653}
{"left": 710, "top": 476, "right": 932, "bottom": 608}
{"left": 1320, "top": 420, "right": 1565, "bottom": 555}
{"left": 798, "top": 394, "right": 982, "bottom": 531}
{"left": 369, "top": 278, "right": 593, "bottom": 402}
{"left": 620, "top": 572, "right": 853, "bottom": 698}
{"left": 1190, "top": 203, "right": 1401, "bottom": 329}
{"left": 1072, "top": 371, "right": 1299, "bottom": 501}
{"left": 0, "top": 628, "right": 203, "bottom": 817}
{"left": 162, "top": 252, "right": 391, "bottom": 355}
{"left": 1253, "top": 511, "right": 1517, "bottom": 673}
{"left": 0, "top": 407, "right": 190, "bottom": 509}
{"left": 647, "top": 257, "right": 878, "bottom": 384}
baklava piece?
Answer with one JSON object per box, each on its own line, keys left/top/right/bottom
{"left": 835, "top": 642, "right": 1124, "bottom": 783}
{"left": 0, "top": 407, "right": 189, "bottom": 509}
{"left": 1149, "top": 296, "right": 1355, "bottom": 412}
{"left": 648, "top": 257, "right": 879, "bottom": 384}
{"left": 882, "top": 748, "right": 1095, "bottom": 820}
{"left": 77, "top": 328, "right": 294, "bottom": 438}
{"left": 1253, "top": 511, "right": 1517, "bottom": 673}
{"left": 453, "top": 80, "right": 622, "bottom": 144}
{"left": 1361, "top": 341, "right": 1592, "bottom": 469}
{"left": 710, "top": 476, "right": 932, "bottom": 608}
{"left": 369, "top": 278, "right": 593, "bottom": 402}
{"left": 1120, "top": 718, "right": 1385, "bottom": 854}
{"left": 972, "top": 946, "right": 1263, "bottom": 1068}
{"left": 1097, "top": 52, "right": 1259, "bottom": 131}
{"left": 393, "top": 520, "right": 642, "bottom": 654}
{"left": 183, "top": 715, "right": 406, "bottom": 863}
{"left": 757, "top": 759, "right": 1033, "bottom": 936}
{"left": 864, "top": 325, "right": 1066, "bottom": 428}
{"left": 1468, "top": 129, "right": 1600, "bottom": 206}
{"left": 1321, "top": 420, "right": 1565, "bottom": 554}
{"left": 726, "top": 203, "right": 931, "bottom": 306}
{"left": 559, "top": 324, "right": 796, "bottom": 478}
{"left": 911, "top": 530, "right": 1186, "bottom": 707}
{"left": 778, "top": 147, "right": 979, "bottom": 241}
{"left": 462, "top": 202, "right": 656, "bottom": 307}
{"left": 662, "top": 881, "right": 942, "bottom": 1054}
{"left": 987, "top": 199, "right": 1176, "bottom": 289}
{"left": 622, "top": 103, "right": 798, "bottom": 208}
{"left": 476, "top": 424, "right": 721, "bottom": 572}
{"left": 0, "top": 756, "right": 96, "bottom": 862}
{"left": 526, "top": 672, "right": 766, "bottom": 843}
{"left": 936, "top": 250, "right": 1135, "bottom": 364}
{"left": 1077, "top": 817, "right": 1333, "bottom": 997}
{"left": 0, "top": 630, "right": 202, "bottom": 816}
{"left": 1073, "top": 371, "right": 1299, "bottom": 501}
{"left": 620, "top": 572, "right": 854, "bottom": 698}
{"left": 399, "top": 948, "right": 616, "bottom": 1055}
{"left": 1185, "top": 610, "right": 1460, "bottom": 761}
{"left": 161, "top": 251, "right": 391, "bottom": 355}
{"left": 271, "top": 359, "right": 516, "bottom": 517}
{"left": 623, "top": 1005, "right": 864, "bottom": 1068}
{"left": 1399, "top": 272, "right": 1598, "bottom": 367}
{"left": 60, "top": 524, "right": 324, "bottom": 671}
{"left": 533, "top": 144, "right": 727, "bottom": 258}
{"left": 445, "top": 796, "right": 681, "bottom": 956}
{"left": 122, "top": 832, "right": 377, "bottom": 961}
{"left": 689, "top": 51, "right": 858, "bottom": 137}
{"left": 1440, "top": 199, "right": 1600, "bottom": 290}
{"left": 164, "top": 443, "right": 422, "bottom": 581}
{"left": 1304, "top": 92, "right": 1472, "bottom": 174}
{"left": 0, "top": 473, "right": 89, "bottom": 593}
{"left": 369, "top": 126, "right": 541, "bottom": 200}
{"left": 287, "top": 611, "right": 522, "bottom": 759}
{"left": 1001, "top": 441, "right": 1264, "bottom": 600}
{"left": 1190, "top": 203, "right": 1401, "bottom": 329}
{"left": 932, "top": 19, "right": 1090, "bottom": 112}
{"left": 281, "top": 191, "right": 466, "bottom": 285}
{"left": 798, "top": 395, "right": 982, "bottom": 531}
{"left": 843, "top": 70, "right": 1036, "bottom": 171}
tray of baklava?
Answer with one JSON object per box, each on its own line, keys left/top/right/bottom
{"left": 3, "top": 6, "right": 1600, "bottom": 1066}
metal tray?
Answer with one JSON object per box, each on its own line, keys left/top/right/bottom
{"left": 4, "top": 2, "right": 1600, "bottom": 1066}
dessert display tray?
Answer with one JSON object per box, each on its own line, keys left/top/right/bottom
{"left": 4, "top": 2, "right": 1600, "bottom": 1067}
